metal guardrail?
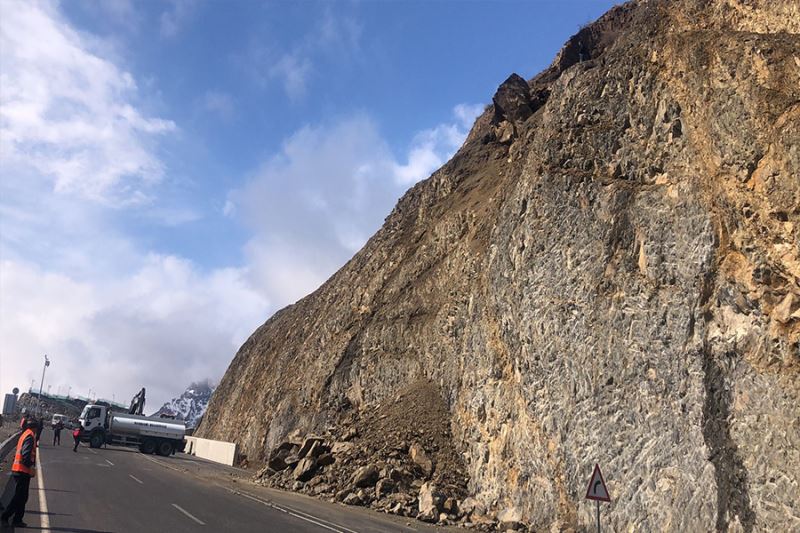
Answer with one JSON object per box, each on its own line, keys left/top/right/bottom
{"left": 0, "top": 431, "right": 22, "bottom": 469}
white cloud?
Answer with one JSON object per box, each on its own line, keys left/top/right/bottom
{"left": 98, "top": 0, "right": 139, "bottom": 28}
{"left": 230, "top": 115, "right": 396, "bottom": 305}
{"left": 228, "top": 104, "right": 482, "bottom": 310}
{"left": 0, "top": 257, "right": 268, "bottom": 409}
{"left": 0, "top": 0, "right": 176, "bottom": 206}
{"left": 392, "top": 104, "right": 483, "bottom": 185}
{"left": 201, "top": 90, "right": 235, "bottom": 121}
{"left": 159, "top": 0, "right": 196, "bottom": 39}
{"left": 454, "top": 103, "right": 485, "bottom": 129}
{"left": 316, "top": 10, "right": 363, "bottom": 58}
{"left": 269, "top": 53, "right": 313, "bottom": 102}
{"left": 0, "top": 0, "right": 264, "bottom": 409}
{"left": 241, "top": 10, "right": 363, "bottom": 101}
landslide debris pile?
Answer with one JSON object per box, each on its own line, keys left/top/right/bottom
{"left": 255, "top": 380, "right": 474, "bottom": 525}
{"left": 200, "top": 0, "right": 800, "bottom": 530}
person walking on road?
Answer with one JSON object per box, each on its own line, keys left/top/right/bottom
{"left": 0, "top": 418, "right": 39, "bottom": 528}
{"left": 52, "top": 420, "right": 63, "bottom": 446}
{"left": 72, "top": 424, "right": 82, "bottom": 452}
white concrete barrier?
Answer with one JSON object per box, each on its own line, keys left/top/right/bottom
{"left": 183, "top": 436, "right": 237, "bottom": 466}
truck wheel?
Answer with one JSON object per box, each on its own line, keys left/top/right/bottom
{"left": 156, "top": 440, "right": 174, "bottom": 457}
{"left": 90, "top": 433, "right": 104, "bottom": 449}
{"left": 140, "top": 439, "right": 157, "bottom": 454}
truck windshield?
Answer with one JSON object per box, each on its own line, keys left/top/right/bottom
{"left": 79, "top": 405, "right": 90, "bottom": 420}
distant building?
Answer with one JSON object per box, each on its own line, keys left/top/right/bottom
{"left": 2, "top": 393, "right": 18, "bottom": 415}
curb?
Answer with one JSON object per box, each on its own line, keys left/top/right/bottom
{"left": 0, "top": 431, "right": 22, "bottom": 469}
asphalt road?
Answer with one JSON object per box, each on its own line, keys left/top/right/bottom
{"left": 2, "top": 427, "right": 450, "bottom": 533}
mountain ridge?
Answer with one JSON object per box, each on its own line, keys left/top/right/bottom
{"left": 155, "top": 380, "right": 215, "bottom": 428}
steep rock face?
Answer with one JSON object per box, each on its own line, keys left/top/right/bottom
{"left": 199, "top": 1, "right": 800, "bottom": 530}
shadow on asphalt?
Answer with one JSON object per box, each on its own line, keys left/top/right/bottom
{"left": 30, "top": 488, "right": 75, "bottom": 494}
{"left": 26, "top": 510, "right": 73, "bottom": 517}
{"left": 12, "top": 526, "right": 114, "bottom": 533}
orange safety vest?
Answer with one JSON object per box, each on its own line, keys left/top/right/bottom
{"left": 11, "top": 428, "right": 37, "bottom": 477}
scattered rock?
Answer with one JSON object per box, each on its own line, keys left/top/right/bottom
{"left": 293, "top": 457, "right": 318, "bottom": 482}
{"left": 409, "top": 443, "right": 434, "bottom": 477}
{"left": 331, "top": 441, "right": 355, "bottom": 455}
{"left": 342, "top": 492, "right": 362, "bottom": 506}
{"left": 773, "top": 293, "right": 797, "bottom": 324}
{"left": 418, "top": 482, "right": 443, "bottom": 517}
{"left": 298, "top": 437, "right": 325, "bottom": 459}
{"left": 351, "top": 465, "right": 379, "bottom": 488}
{"left": 416, "top": 509, "right": 438, "bottom": 523}
{"left": 317, "top": 453, "right": 335, "bottom": 467}
{"left": 442, "top": 497, "right": 459, "bottom": 515}
{"left": 267, "top": 443, "right": 298, "bottom": 471}
{"left": 375, "top": 478, "right": 395, "bottom": 498}
{"left": 497, "top": 507, "right": 523, "bottom": 531}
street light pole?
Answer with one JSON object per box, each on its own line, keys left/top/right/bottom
{"left": 38, "top": 354, "right": 50, "bottom": 416}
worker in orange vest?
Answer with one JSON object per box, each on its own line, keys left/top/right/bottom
{"left": 1, "top": 418, "right": 39, "bottom": 527}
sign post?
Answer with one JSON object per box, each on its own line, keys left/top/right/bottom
{"left": 585, "top": 463, "right": 611, "bottom": 533}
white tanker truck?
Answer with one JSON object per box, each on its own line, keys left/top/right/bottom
{"left": 79, "top": 387, "right": 186, "bottom": 456}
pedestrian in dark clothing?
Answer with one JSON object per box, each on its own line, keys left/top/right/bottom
{"left": 53, "top": 420, "right": 63, "bottom": 446}
{"left": 72, "top": 426, "right": 81, "bottom": 452}
{"left": 1, "top": 418, "right": 39, "bottom": 528}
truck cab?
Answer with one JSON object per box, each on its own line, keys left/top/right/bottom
{"left": 79, "top": 404, "right": 107, "bottom": 434}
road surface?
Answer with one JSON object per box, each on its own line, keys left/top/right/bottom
{"left": 2, "top": 427, "right": 453, "bottom": 532}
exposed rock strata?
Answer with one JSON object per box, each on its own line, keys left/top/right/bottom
{"left": 199, "top": 1, "right": 800, "bottom": 530}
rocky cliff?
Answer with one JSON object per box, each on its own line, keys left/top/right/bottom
{"left": 199, "top": 0, "right": 800, "bottom": 530}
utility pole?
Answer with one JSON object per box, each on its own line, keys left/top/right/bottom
{"left": 38, "top": 354, "right": 50, "bottom": 416}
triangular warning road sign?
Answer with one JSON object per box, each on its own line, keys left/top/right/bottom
{"left": 585, "top": 463, "right": 611, "bottom": 502}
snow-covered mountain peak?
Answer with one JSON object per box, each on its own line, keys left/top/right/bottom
{"left": 154, "top": 380, "right": 215, "bottom": 429}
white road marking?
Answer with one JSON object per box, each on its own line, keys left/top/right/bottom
{"left": 36, "top": 450, "right": 50, "bottom": 529}
{"left": 105, "top": 459, "right": 114, "bottom": 466}
{"left": 148, "top": 454, "right": 358, "bottom": 533}
{"left": 87, "top": 449, "right": 98, "bottom": 455}
{"left": 129, "top": 474, "right": 143, "bottom": 484}
{"left": 142, "top": 455, "right": 185, "bottom": 474}
{"left": 230, "top": 489, "right": 356, "bottom": 533}
{"left": 172, "top": 503, "right": 205, "bottom": 525}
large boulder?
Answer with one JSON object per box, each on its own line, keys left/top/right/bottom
{"left": 408, "top": 443, "right": 434, "bottom": 478}
{"left": 351, "top": 465, "right": 379, "bottom": 488}
{"left": 293, "top": 457, "right": 318, "bottom": 482}
{"left": 417, "top": 482, "right": 443, "bottom": 518}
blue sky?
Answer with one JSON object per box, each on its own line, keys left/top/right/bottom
{"left": 0, "top": 0, "right": 617, "bottom": 409}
